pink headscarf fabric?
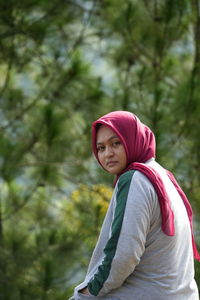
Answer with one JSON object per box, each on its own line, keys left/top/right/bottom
{"left": 92, "top": 111, "right": 200, "bottom": 261}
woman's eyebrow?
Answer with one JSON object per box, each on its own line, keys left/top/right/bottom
{"left": 96, "top": 135, "right": 119, "bottom": 145}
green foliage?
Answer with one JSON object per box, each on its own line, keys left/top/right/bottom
{"left": 0, "top": 0, "right": 200, "bottom": 298}
{"left": 66, "top": 184, "right": 112, "bottom": 241}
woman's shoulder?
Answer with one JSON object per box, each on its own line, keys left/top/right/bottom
{"left": 116, "top": 169, "right": 157, "bottom": 208}
{"left": 118, "top": 169, "right": 153, "bottom": 188}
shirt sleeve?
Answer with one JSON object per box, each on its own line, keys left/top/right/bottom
{"left": 87, "top": 170, "right": 157, "bottom": 297}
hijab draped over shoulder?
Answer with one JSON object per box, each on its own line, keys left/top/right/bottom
{"left": 92, "top": 111, "right": 200, "bottom": 261}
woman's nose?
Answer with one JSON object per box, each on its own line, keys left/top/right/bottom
{"left": 105, "top": 146, "right": 114, "bottom": 157}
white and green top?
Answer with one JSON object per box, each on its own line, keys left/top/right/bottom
{"left": 73, "top": 159, "right": 199, "bottom": 300}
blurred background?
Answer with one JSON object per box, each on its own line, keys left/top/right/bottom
{"left": 0, "top": 0, "right": 200, "bottom": 299}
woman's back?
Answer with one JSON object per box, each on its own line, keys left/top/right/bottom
{"left": 108, "top": 159, "right": 198, "bottom": 299}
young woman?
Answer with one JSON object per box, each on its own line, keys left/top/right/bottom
{"left": 70, "top": 111, "right": 199, "bottom": 300}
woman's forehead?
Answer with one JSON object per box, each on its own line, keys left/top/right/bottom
{"left": 96, "top": 125, "right": 118, "bottom": 143}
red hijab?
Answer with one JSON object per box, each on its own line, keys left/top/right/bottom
{"left": 92, "top": 111, "right": 200, "bottom": 261}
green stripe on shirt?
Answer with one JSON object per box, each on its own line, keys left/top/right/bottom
{"left": 88, "top": 170, "right": 135, "bottom": 296}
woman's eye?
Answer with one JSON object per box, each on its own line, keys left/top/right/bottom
{"left": 113, "top": 141, "right": 121, "bottom": 147}
{"left": 97, "top": 146, "right": 105, "bottom": 152}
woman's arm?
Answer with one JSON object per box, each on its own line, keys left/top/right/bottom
{"left": 87, "top": 171, "right": 155, "bottom": 297}
{"left": 79, "top": 287, "right": 90, "bottom": 295}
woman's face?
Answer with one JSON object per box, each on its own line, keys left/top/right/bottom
{"left": 96, "top": 125, "right": 127, "bottom": 175}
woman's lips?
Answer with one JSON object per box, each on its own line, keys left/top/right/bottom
{"left": 107, "top": 161, "right": 118, "bottom": 167}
